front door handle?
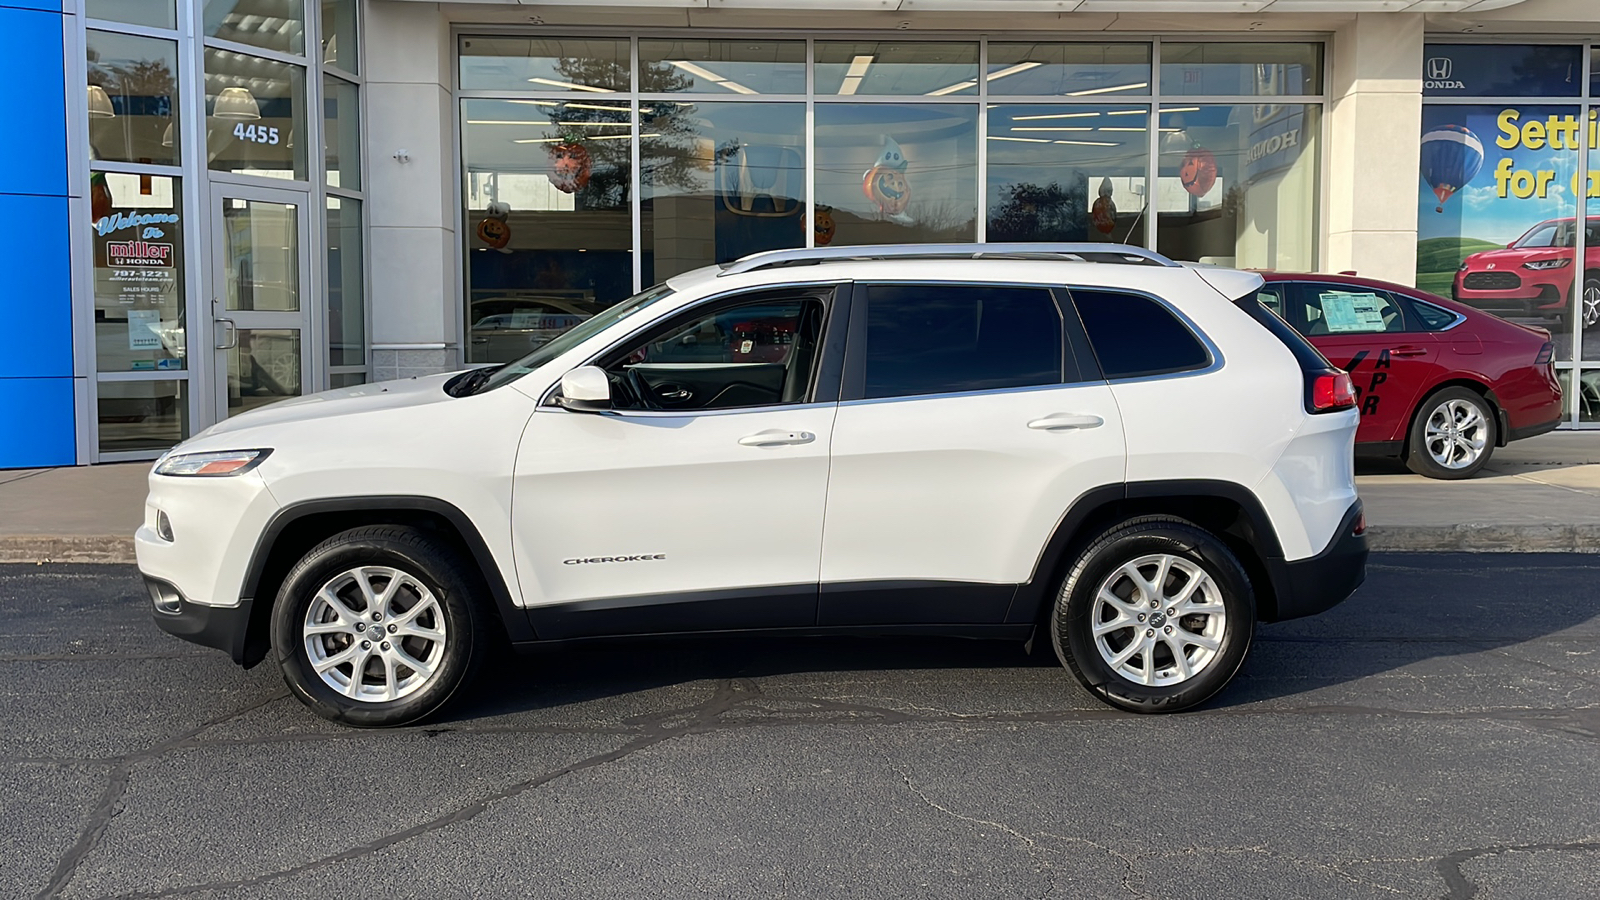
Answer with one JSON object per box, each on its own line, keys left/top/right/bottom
{"left": 1027, "top": 414, "right": 1104, "bottom": 431}
{"left": 1390, "top": 345, "right": 1429, "bottom": 357}
{"left": 214, "top": 317, "right": 238, "bottom": 350}
{"left": 739, "top": 429, "right": 815, "bottom": 447}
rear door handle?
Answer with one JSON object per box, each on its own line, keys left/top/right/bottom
{"left": 1027, "top": 414, "right": 1105, "bottom": 431}
{"left": 739, "top": 429, "right": 815, "bottom": 447}
{"left": 1390, "top": 345, "right": 1429, "bottom": 357}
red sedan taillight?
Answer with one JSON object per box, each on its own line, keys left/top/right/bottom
{"left": 1310, "top": 371, "right": 1357, "bottom": 412}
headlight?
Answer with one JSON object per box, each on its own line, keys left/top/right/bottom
{"left": 1523, "top": 258, "right": 1571, "bottom": 270}
{"left": 154, "top": 449, "right": 271, "bottom": 477}
{"left": 1458, "top": 261, "right": 1470, "bottom": 271}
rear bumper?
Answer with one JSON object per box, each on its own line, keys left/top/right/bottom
{"left": 1509, "top": 414, "right": 1562, "bottom": 443}
{"left": 146, "top": 575, "right": 262, "bottom": 666}
{"left": 1262, "top": 500, "right": 1368, "bottom": 623}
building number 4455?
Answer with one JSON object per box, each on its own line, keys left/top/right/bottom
{"left": 232, "top": 123, "right": 280, "bottom": 146}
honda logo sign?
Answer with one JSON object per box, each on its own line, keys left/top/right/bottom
{"left": 1425, "top": 56, "right": 1464, "bottom": 90}
{"left": 1427, "top": 57, "right": 1452, "bottom": 80}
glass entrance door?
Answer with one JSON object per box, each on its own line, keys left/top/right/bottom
{"left": 210, "top": 185, "right": 313, "bottom": 419}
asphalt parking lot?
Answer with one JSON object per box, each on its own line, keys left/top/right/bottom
{"left": 4, "top": 554, "right": 1598, "bottom": 900}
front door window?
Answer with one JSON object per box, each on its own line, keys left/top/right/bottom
{"left": 213, "top": 190, "right": 312, "bottom": 418}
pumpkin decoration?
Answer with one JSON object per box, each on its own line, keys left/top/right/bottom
{"left": 476, "top": 216, "right": 511, "bottom": 249}
{"left": 90, "top": 171, "right": 114, "bottom": 224}
{"left": 1090, "top": 177, "right": 1117, "bottom": 235}
{"left": 813, "top": 205, "right": 836, "bottom": 246}
{"left": 862, "top": 136, "right": 912, "bottom": 218}
{"left": 1179, "top": 146, "right": 1218, "bottom": 197}
{"left": 548, "top": 138, "right": 592, "bottom": 195}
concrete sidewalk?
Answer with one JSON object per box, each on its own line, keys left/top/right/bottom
{"left": 2, "top": 431, "right": 1598, "bottom": 564}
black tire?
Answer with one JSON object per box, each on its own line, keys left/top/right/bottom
{"left": 1578, "top": 276, "right": 1600, "bottom": 331}
{"left": 1405, "top": 386, "right": 1496, "bottom": 480}
{"left": 1050, "top": 517, "right": 1255, "bottom": 714}
{"left": 270, "top": 525, "right": 490, "bottom": 727}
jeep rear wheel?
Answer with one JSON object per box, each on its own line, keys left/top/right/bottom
{"left": 271, "top": 525, "right": 488, "bottom": 727}
{"left": 1051, "top": 517, "right": 1255, "bottom": 713}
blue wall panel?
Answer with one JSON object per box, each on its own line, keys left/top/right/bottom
{"left": 0, "top": 0, "right": 64, "bottom": 14}
{"left": 0, "top": 194, "right": 73, "bottom": 378}
{"left": 0, "top": 378, "right": 75, "bottom": 468}
{"left": 0, "top": 7, "right": 67, "bottom": 196}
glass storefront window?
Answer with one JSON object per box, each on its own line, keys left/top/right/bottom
{"left": 98, "top": 381, "right": 188, "bottom": 452}
{"left": 460, "top": 37, "right": 630, "bottom": 94}
{"left": 327, "top": 197, "right": 363, "bottom": 367}
{"left": 204, "top": 49, "right": 307, "bottom": 181}
{"left": 814, "top": 42, "right": 979, "bottom": 96}
{"left": 815, "top": 103, "right": 977, "bottom": 244}
{"left": 87, "top": 31, "right": 180, "bottom": 167}
{"left": 228, "top": 329, "right": 301, "bottom": 416}
{"left": 86, "top": 0, "right": 174, "bottom": 32}
{"left": 462, "top": 98, "right": 634, "bottom": 364}
{"left": 1155, "top": 104, "right": 1320, "bottom": 271}
{"left": 1414, "top": 102, "right": 1583, "bottom": 360}
{"left": 203, "top": 0, "right": 305, "bottom": 56}
{"left": 92, "top": 173, "right": 185, "bottom": 373}
{"left": 324, "top": 75, "right": 360, "bottom": 189}
{"left": 642, "top": 102, "right": 805, "bottom": 283}
{"left": 638, "top": 40, "right": 805, "bottom": 95}
{"left": 330, "top": 372, "right": 366, "bottom": 388}
{"left": 986, "top": 43, "right": 1151, "bottom": 97}
{"left": 1160, "top": 43, "right": 1322, "bottom": 97}
{"left": 1422, "top": 44, "right": 1583, "bottom": 98}
{"left": 987, "top": 105, "right": 1148, "bottom": 245}
{"left": 321, "top": 0, "right": 358, "bottom": 74}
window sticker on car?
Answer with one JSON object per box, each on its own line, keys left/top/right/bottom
{"left": 1320, "top": 292, "right": 1388, "bottom": 333}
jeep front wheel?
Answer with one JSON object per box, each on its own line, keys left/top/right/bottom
{"left": 1051, "top": 517, "right": 1254, "bottom": 713}
{"left": 270, "top": 525, "right": 488, "bottom": 727}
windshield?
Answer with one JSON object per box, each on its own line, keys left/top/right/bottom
{"left": 1513, "top": 218, "right": 1600, "bottom": 249}
{"left": 471, "top": 284, "right": 675, "bottom": 394}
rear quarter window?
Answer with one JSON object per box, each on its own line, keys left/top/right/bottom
{"left": 1069, "top": 288, "right": 1210, "bottom": 379}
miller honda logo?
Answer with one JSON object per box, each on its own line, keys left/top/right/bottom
{"left": 1425, "top": 57, "right": 1465, "bottom": 90}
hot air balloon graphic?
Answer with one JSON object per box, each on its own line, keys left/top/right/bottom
{"left": 1090, "top": 177, "right": 1117, "bottom": 235}
{"left": 1420, "top": 124, "right": 1483, "bottom": 213}
{"left": 862, "top": 137, "right": 912, "bottom": 219}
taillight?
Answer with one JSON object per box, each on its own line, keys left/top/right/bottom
{"left": 1352, "top": 512, "right": 1367, "bottom": 536}
{"left": 1310, "top": 371, "right": 1357, "bottom": 412}
{"left": 1535, "top": 341, "right": 1554, "bottom": 365}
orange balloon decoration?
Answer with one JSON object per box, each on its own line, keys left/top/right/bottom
{"left": 549, "top": 141, "right": 592, "bottom": 194}
{"left": 1091, "top": 195, "right": 1117, "bottom": 235}
{"left": 862, "top": 166, "right": 911, "bottom": 217}
{"left": 1179, "top": 147, "right": 1218, "bottom": 197}
{"left": 476, "top": 216, "right": 511, "bottom": 249}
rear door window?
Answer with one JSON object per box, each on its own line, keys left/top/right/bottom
{"left": 857, "top": 283, "right": 1065, "bottom": 400}
{"left": 1289, "top": 283, "right": 1409, "bottom": 336}
{"left": 1068, "top": 288, "right": 1210, "bottom": 379}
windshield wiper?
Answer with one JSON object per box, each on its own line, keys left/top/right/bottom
{"left": 447, "top": 366, "right": 501, "bottom": 397}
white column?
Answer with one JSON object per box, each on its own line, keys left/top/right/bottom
{"left": 1325, "top": 13, "right": 1426, "bottom": 285}
{"left": 362, "top": 0, "right": 457, "bottom": 380}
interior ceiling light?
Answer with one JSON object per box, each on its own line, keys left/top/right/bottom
{"left": 527, "top": 77, "right": 615, "bottom": 93}
{"left": 666, "top": 60, "right": 760, "bottom": 95}
{"left": 1012, "top": 126, "right": 1094, "bottom": 132}
{"left": 1067, "top": 81, "right": 1148, "bottom": 96}
{"left": 925, "top": 81, "right": 976, "bottom": 96}
{"left": 987, "top": 61, "right": 1042, "bottom": 81}
{"left": 1054, "top": 139, "right": 1118, "bottom": 146}
{"left": 212, "top": 86, "right": 261, "bottom": 120}
{"left": 1012, "top": 110, "right": 1101, "bottom": 121}
{"left": 838, "top": 54, "right": 874, "bottom": 95}
{"left": 88, "top": 84, "right": 116, "bottom": 119}
{"left": 1159, "top": 106, "right": 1201, "bottom": 113}
{"left": 988, "top": 135, "right": 1051, "bottom": 143}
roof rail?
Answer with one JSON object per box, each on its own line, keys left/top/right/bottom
{"left": 717, "top": 243, "right": 1179, "bottom": 276}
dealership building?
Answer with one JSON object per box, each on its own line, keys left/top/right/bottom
{"left": 3, "top": 0, "right": 1600, "bottom": 466}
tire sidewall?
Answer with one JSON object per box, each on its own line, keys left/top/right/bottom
{"left": 271, "top": 533, "right": 480, "bottom": 727}
{"left": 1053, "top": 523, "right": 1254, "bottom": 713}
{"left": 1407, "top": 387, "right": 1496, "bottom": 480}
{"left": 1584, "top": 277, "right": 1600, "bottom": 330}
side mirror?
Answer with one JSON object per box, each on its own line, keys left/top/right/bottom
{"left": 559, "top": 366, "right": 612, "bottom": 413}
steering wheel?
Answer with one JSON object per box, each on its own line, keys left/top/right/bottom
{"left": 622, "top": 367, "right": 661, "bottom": 411}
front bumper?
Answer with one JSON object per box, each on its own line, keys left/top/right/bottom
{"left": 146, "top": 575, "right": 265, "bottom": 666}
{"left": 1262, "top": 500, "right": 1368, "bottom": 623}
{"left": 1453, "top": 280, "right": 1567, "bottom": 316}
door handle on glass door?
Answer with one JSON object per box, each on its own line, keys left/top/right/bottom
{"left": 1027, "top": 414, "right": 1104, "bottom": 431}
{"left": 738, "top": 430, "right": 815, "bottom": 447}
{"left": 1390, "top": 346, "right": 1428, "bottom": 357}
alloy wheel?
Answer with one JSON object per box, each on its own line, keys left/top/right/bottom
{"left": 302, "top": 566, "right": 448, "bottom": 703}
{"left": 1424, "top": 398, "right": 1488, "bottom": 470}
{"left": 1090, "top": 553, "right": 1227, "bottom": 687}
{"left": 1584, "top": 282, "right": 1600, "bottom": 327}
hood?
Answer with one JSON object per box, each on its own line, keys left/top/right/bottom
{"left": 1463, "top": 246, "right": 1566, "bottom": 267}
{"left": 190, "top": 372, "right": 460, "bottom": 443}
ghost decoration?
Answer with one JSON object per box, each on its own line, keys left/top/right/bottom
{"left": 1090, "top": 177, "right": 1117, "bottom": 235}
{"left": 862, "top": 137, "right": 912, "bottom": 221}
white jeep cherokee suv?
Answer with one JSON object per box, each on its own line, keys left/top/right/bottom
{"left": 138, "top": 244, "right": 1367, "bottom": 727}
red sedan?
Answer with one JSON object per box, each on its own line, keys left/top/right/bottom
{"left": 1257, "top": 273, "right": 1562, "bottom": 479}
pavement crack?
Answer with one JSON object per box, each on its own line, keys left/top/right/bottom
{"left": 1435, "top": 838, "right": 1600, "bottom": 900}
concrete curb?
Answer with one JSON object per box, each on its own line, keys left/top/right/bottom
{"left": 0, "top": 536, "right": 135, "bottom": 565}
{"left": 1, "top": 525, "right": 1598, "bottom": 566}
{"left": 1365, "top": 524, "right": 1600, "bottom": 553}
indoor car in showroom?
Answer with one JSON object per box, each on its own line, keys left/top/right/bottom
{"left": 1258, "top": 272, "right": 1562, "bottom": 479}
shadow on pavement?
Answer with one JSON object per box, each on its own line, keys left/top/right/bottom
{"left": 437, "top": 552, "right": 1600, "bottom": 722}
